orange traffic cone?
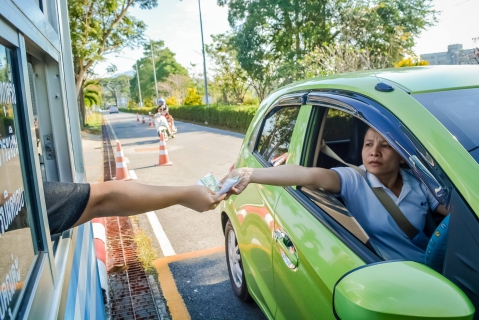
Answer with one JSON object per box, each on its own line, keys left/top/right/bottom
{"left": 115, "top": 141, "right": 132, "bottom": 180}
{"left": 142, "top": 116, "right": 146, "bottom": 124}
{"left": 136, "top": 113, "right": 139, "bottom": 122}
{"left": 149, "top": 117, "right": 153, "bottom": 127}
{"left": 156, "top": 132, "right": 173, "bottom": 166}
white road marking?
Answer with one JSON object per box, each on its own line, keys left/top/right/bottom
{"left": 104, "top": 116, "right": 119, "bottom": 142}
{"left": 129, "top": 170, "right": 138, "bottom": 180}
{"left": 146, "top": 211, "right": 176, "bottom": 257}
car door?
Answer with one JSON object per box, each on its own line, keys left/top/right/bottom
{"left": 227, "top": 103, "right": 302, "bottom": 317}
{"left": 272, "top": 104, "right": 381, "bottom": 320}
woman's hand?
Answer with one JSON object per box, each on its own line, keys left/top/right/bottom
{"left": 179, "top": 185, "right": 226, "bottom": 212}
{"left": 220, "top": 167, "right": 253, "bottom": 196}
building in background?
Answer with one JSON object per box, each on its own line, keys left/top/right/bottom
{"left": 421, "top": 44, "right": 478, "bottom": 65}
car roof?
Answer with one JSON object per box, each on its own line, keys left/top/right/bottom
{"left": 298, "top": 66, "right": 479, "bottom": 94}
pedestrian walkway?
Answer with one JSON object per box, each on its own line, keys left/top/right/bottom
{"left": 81, "top": 131, "right": 104, "bottom": 183}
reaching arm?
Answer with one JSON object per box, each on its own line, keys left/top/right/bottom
{"left": 72, "top": 181, "right": 225, "bottom": 228}
{"left": 221, "top": 164, "right": 341, "bottom": 195}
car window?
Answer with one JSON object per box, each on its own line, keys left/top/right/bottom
{"left": 256, "top": 107, "right": 300, "bottom": 166}
{"left": 323, "top": 109, "right": 354, "bottom": 142}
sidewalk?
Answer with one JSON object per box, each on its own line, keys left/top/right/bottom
{"left": 81, "top": 131, "right": 103, "bottom": 183}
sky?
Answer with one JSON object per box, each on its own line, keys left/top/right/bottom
{"left": 94, "top": 0, "right": 478, "bottom": 77}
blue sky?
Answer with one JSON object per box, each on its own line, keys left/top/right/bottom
{"left": 94, "top": 0, "right": 478, "bottom": 76}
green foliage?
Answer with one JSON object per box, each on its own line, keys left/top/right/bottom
{"left": 217, "top": 0, "right": 437, "bottom": 95}
{"left": 68, "top": 0, "right": 157, "bottom": 95}
{"left": 183, "top": 88, "right": 202, "bottom": 106}
{"left": 119, "top": 104, "right": 258, "bottom": 133}
{"left": 83, "top": 80, "right": 101, "bottom": 107}
{"left": 143, "top": 98, "right": 153, "bottom": 108}
{"left": 129, "top": 40, "right": 189, "bottom": 102}
{"left": 170, "top": 104, "right": 259, "bottom": 133}
{"left": 206, "top": 33, "right": 251, "bottom": 104}
{"left": 101, "top": 75, "right": 131, "bottom": 107}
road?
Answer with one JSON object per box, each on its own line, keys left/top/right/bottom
{"left": 104, "top": 112, "right": 266, "bottom": 320}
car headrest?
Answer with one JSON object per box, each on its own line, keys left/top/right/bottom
{"left": 344, "top": 119, "right": 370, "bottom": 166}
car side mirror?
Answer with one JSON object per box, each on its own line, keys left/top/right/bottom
{"left": 333, "top": 261, "right": 474, "bottom": 320}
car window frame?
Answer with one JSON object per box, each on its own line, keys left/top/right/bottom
{"left": 281, "top": 89, "right": 456, "bottom": 264}
{"left": 251, "top": 94, "right": 304, "bottom": 167}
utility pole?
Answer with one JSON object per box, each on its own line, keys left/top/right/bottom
{"left": 197, "top": 0, "right": 210, "bottom": 107}
{"left": 150, "top": 39, "right": 159, "bottom": 101}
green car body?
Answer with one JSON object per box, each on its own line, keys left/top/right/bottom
{"left": 221, "top": 66, "right": 479, "bottom": 319}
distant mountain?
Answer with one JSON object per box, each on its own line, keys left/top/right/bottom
{"left": 112, "top": 70, "right": 135, "bottom": 78}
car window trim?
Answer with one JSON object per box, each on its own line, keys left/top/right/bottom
{"left": 305, "top": 90, "right": 453, "bottom": 208}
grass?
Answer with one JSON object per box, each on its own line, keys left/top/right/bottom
{"left": 83, "top": 112, "right": 102, "bottom": 135}
{"left": 130, "top": 216, "right": 158, "bottom": 273}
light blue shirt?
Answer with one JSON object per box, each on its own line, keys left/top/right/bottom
{"left": 332, "top": 166, "right": 439, "bottom": 262}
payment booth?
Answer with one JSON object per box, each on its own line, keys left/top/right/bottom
{"left": 0, "top": 0, "right": 104, "bottom": 319}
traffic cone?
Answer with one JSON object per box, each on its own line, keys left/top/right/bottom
{"left": 156, "top": 132, "right": 173, "bottom": 166}
{"left": 115, "top": 141, "right": 132, "bottom": 180}
{"left": 142, "top": 116, "right": 146, "bottom": 124}
{"left": 136, "top": 113, "right": 139, "bottom": 122}
{"left": 149, "top": 117, "right": 153, "bottom": 127}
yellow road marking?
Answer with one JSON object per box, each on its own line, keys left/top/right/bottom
{"left": 153, "top": 246, "right": 225, "bottom": 320}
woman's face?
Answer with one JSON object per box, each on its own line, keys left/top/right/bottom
{"left": 157, "top": 106, "right": 162, "bottom": 113}
{"left": 361, "top": 128, "right": 403, "bottom": 177}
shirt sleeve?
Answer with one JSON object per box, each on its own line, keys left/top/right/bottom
{"left": 43, "top": 181, "right": 91, "bottom": 235}
{"left": 421, "top": 184, "right": 440, "bottom": 211}
{"left": 330, "top": 167, "right": 362, "bottom": 200}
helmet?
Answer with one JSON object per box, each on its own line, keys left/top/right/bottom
{"left": 157, "top": 98, "right": 166, "bottom": 106}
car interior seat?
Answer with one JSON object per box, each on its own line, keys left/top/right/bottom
{"left": 343, "top": 118, "right": 370, "bottom": 166}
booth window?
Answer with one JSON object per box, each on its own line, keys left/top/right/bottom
{"left": 0, "top": 43, "right": 36, "bottom": 318}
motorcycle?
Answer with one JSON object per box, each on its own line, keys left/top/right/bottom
{"left": 154, "top": 112, "right": 177, "bottom": 141}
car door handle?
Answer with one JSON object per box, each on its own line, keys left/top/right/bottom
{"left": 274, "top": 229, "right": 298, "bottom": 270}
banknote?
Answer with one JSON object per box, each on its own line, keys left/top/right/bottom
{"left": 198, "top": 173, "right": 221, "bottom": 192}
{"left": 217, "top": 176, "right": 243, "bottom": 195}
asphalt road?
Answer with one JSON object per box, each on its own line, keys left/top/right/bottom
{"left": 105, "top": 112, "right": 266, "bottom": 320}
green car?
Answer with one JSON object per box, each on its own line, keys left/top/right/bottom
{"left": 220, "top": 66, "right": 479, "bottom": 320}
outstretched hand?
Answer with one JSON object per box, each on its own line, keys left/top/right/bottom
{"left": 180, "top": 185, "right": 226, "bottom": 212}
{"left": 219, "top": 168, "right": 252, "bottom": 198}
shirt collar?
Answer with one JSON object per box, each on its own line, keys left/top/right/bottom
{"left": 360, "top": 165, "right": 414, "bottom": 193}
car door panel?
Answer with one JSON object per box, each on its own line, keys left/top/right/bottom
{"left": 273, "top": 189, "right": 366, "bottom": 320}
{"left": 224, "top": 152, "right": 283, "bottom": 318}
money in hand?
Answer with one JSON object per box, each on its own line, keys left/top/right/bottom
{"left": 199, "top": 173, "right": 221, "bottom": 192}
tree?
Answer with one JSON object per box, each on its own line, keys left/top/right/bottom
{"left": 206, "top": 33, "right": 251, "bottom": 104}
{"left": 157, "top": 74, "right": 192, "bottom": 105}
{"left": 83, "top": 80, "right": 101, "bottom": 107}
{"left": 218, "top": 0, "right": 437, "bottom": 96}
{"left": 129, "top": 40, "right": 189, "bottom": 103}
{"left": 68, "top": 0, "right": 157, "bottom": 122}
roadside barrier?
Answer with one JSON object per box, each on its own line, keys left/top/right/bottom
{"left": 142, "top": 116, "right": 146, "bottom": 124}
{"left": 92, "top": 218, "right": 108, "bottom": 295}
{"left": 156, "top": 132, "right": 173, "bottom": 166}
{"left": 115, "top": 141, "right": 132, "bottom": 180}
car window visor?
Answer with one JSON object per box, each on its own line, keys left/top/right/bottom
{"left": 320, "top": 140, "right": 419, "bottom": 240}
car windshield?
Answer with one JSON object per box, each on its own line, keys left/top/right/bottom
{"left": 413, "top": 88, "right": 479, "bottom": 163}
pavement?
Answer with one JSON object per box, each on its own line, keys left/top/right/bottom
{"left": 81, "top": 131, "right": 104, "bottom": 184}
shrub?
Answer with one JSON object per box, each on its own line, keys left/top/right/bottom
{"left": 166, "top": 96, "right": 179, "bottom": 106}
{"left": 184, "top": 88, "right": 202, "bottom": 105}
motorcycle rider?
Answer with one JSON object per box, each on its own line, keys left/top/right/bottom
{"left": 156, "top": 98, "right": 175, "bottom": 133}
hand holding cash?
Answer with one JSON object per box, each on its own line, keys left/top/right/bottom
{"left": 198, "top": 173, "right": 243, "bottom": 195}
